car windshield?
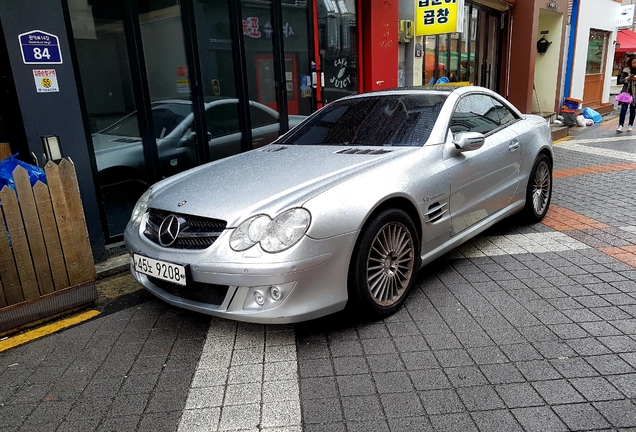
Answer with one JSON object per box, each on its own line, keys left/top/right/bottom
{"left": 100, "top": 103, "right": 193, "bottom": 139}
{"left": 278, "top": 93, "right": 447, "bottom": 147}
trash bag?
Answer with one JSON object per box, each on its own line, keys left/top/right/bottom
{"left": 0, "top": 154, "right": 47, "bottom": 191}
{"left": 576, "top": 115, "right": 587, "bottom": 127}
{"left": 581, "top": 107, "right": 602, "bottom": 123}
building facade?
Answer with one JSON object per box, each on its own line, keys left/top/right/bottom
{"left": 565, "top": 0, "right": 620, "bottom": 110}
{"left": 1, "top": 0, "right": 402, "bottom": 260}
{"left": 1, "top": 0, "right": 565, "bottom": 260}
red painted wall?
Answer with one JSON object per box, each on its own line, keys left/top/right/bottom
{"left": 362, "top": 0, "right": 398, "bottom": 92}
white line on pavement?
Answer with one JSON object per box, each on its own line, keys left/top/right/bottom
{"left": 571, "top": 136, "right": 636, "bottom": 144}
{"left": 178, "top": 320, "right": 302, "bottom": 432}
{"left": 446, "top": 232, "right": 590, "bottom": 259}
{"left": 558, "top": 141, "right": 636, "bottom": 162}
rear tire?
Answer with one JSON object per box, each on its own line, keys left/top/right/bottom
{"left": 348, "top": 208, "right": 420, "bottom": 320}
{"left": 522, "top": 154, "right": 552, "bottom": 222}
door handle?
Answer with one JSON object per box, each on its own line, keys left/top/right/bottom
{"left": 508, "top": 140, "right": 520, "bottom": 151}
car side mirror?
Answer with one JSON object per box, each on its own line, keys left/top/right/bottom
{"left": 453, "top": 132, "right": 485, "bottom": 152}
{"left": 178, "top": 130, "right": 196, "bottom": 147}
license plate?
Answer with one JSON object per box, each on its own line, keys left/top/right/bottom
{"left": 133, "top": 253, "right": 188, "bottom": 286}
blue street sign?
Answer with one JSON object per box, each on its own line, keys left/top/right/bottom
{"left": 18, "top": 30, "right": 63, "bottom": 64}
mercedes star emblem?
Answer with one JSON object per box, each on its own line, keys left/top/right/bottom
{"left": 158, "top": 214, "right": 182, "bottom": 247}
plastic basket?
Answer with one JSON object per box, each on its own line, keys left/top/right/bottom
{"left": 563, "top": 97, "right": 581, "bottom": 110}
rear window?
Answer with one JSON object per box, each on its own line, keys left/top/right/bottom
{"left": 279, "top": 94, "right": 447, "bottom": 147}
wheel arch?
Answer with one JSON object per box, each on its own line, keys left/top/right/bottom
{"left": 538, "top": 147, "right": 553, "bottom": 168}
{"left": 347, "top": 195, "right": 423, "bottom": 278}
{"left": 361, "top": 196, "right": 423, "bottom": 245}
{"left": 345, "top": 197, "right": 422, "bottom": 319}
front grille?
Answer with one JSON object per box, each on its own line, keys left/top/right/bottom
{"left": 144, "top": 208, "right": 227, "bottom": 250}
{"left": 148, "top": 277, "right": 229, "bottom": 306}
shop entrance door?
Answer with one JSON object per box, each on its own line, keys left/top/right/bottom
{"left": 474, "top": 8, "right": 501, "bottom": 91}
{"left": 583, "top": 29, "right": 609, "bottom": 107}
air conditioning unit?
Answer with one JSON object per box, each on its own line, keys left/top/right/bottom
{"left": 398, "top": 20, "right": 413, "bottom": 43}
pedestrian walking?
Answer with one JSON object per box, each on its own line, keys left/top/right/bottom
{"left": 616, "top": 56, "right": 636, "bottom": 133}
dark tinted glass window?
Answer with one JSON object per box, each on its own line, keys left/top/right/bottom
{"left": 449, "top": 94, "right": 500, "bottom": 135}
{"left": 205, "top": 103, "right": 240, "bottom": 138}
{"left": 250, "top": 104, "right": 278, "bottom": 128}
{"left": 279, "top": 94, "right": 447, "bottom": 147}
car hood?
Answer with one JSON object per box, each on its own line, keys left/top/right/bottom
{"left": 92, "top": 133, "right": 142, "bottom": 152}
{"left": 148, "top": 145, "right": 411, "bottom": 226}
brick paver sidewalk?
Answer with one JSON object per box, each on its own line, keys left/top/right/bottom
{"left": 1, "top": 121, "right": 635, "bottom": 432}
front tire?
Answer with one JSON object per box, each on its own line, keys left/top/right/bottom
{"left": 523, "top": 154, "right": 552, "bottom": 221}
{"left": 348, "top": 208, "right": 420, "bottom": 320}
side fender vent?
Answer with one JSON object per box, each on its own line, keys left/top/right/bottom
{"left": 425, "top": 201, "right": 448, "bottom": 223}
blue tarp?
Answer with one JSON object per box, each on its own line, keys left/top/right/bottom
{"left": 0, "top": 154, "right": 47, "bottom": 191}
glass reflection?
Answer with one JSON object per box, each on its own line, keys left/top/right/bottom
{"left": 138, "top": 0, "right": 198, "bottom": 176}
{"left": 69, "top": 0, "right": 146, "bottom": 238}
{"left": 318, "top": 0, "right": 358, "bottom": 103}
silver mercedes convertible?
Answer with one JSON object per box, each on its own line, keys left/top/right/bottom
{"left": 124, "top": 86, "right": 553, "bottom": 323}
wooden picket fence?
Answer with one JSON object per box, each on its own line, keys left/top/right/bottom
{"left": 0, "top": 158, "right": 97, "bottom": 334}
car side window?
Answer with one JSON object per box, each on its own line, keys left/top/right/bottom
{"left": 152, "top": 108, "right": 185, "bottom": 139}
{"left": 449, "top": 94, "right": 501, "bottom": 135}
{"left": 205, "top": 103, "right": 240, "bottom": 138}
{"left": 250, "top": 104, "right": 279, "bottom": 128}
{"left": 490, "top": 97, "right": 517, "bottom": 126}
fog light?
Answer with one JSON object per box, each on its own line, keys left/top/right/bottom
{"left": 270, "top": 286, "right": 281, "bottom": 301}
{"left": 254, "top": 291, "right": 265, "bottom": 306}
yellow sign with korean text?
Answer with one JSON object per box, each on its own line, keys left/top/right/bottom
{"left": 415, "top": 0, "right": 465, "bottom": 36}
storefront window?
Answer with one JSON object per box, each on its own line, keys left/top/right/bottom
{"left": 586, "top": 29, "right": 609, "bottom": 75}
{"left": 241, "top": 0, "right": 282, "bottom": 146}
{"left": 318, "top": 0, "right": 358, "bottom": 104}
{"left": 282, "top": 1, "right": 313, "bottom": 116}
{"left": 70, "top": 0, "right": 146, "bottom": 238}
{"left": 193, "top": 0, "right": 242, "bottom": 160}
{"left": 424, "top": 35, "right": 437, "bottom": 84}
{"left": 138, "top": 0, "right": 198, "bottom": 175}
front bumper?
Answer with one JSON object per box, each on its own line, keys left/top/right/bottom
{"left": 125, "top": 219, "right": 358, "bottom": 324}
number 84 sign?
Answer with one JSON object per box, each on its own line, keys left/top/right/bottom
{"left": 18, "top": 30, "right": 63, "bottom": 65}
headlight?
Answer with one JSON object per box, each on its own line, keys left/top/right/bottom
{"left": 230, "top": 208, "right": 311, "bottom": 253}
{"left": 131, "top": 189, "right": 151, "bottom": 228}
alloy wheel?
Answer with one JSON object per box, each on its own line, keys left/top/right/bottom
{"left": 532, "top": 160, "right": 551, "bottom": 216}
{"left": 366, "top": 222, "right": 415, "bottom": 307}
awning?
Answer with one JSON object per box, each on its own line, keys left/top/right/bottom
{"left": 616, "top": 29, "right": 636, "bottom": 53}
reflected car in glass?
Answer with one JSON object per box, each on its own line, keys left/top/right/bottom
{"left": 92, "top": 98, "right": 306, "bottom": 185}
{"left": 124, "top": 86, "right": 553, "bottom": 323}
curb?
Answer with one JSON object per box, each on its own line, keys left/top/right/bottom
{"left": 95, "top": 254, "right": 130, "bottom": 279}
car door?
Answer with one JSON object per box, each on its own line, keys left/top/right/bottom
{"left": 444, "top": 93, "right": 521, "bottom": 235}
